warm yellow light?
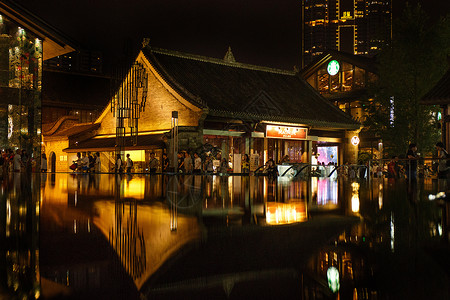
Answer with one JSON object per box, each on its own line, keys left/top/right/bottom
{"left": 123, "top": 150, "right": 145, "bottom": 162}
{"left": 266, "top": 201, "right": 307, "bottom": 225}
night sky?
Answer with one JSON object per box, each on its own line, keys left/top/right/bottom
{"left": 14, "top": 0, "right": 450, "bottom": 72}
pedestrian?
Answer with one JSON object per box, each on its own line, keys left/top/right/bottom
{"left": 149, "top": 152, "right": 159, "bottom": 173}
{"left": 242, "top": 154, "right": 250, "bottom": 173}
{"left": 204, "top": 156, "right": 213, "bottom": 173}
{"left": 88, "top": 151, "right": 95, "bottom": 171}
{"left": 162, "top": 153, "right": 169, "bottom": 172}
{"left": 177, "top": 152, "right": 185, "bottom": 173}
{"left": 184, "top": 151, "right": 193, "bottom": 174}
{"left": 13, "top": 149, "right": 21, "bottom": 172}
{"left": 41, "top": 153, "right": 47, "bottom": 173}
{"left": 21, "top": 149, "right": 29, "bottom": 172}
{"left": 435, "top": 142, "right": 449, "bottom": 180}
{"left": 81, "top": 152, "right": 90, "bottom": 172}
{"left": 406, "top": 143, "right": 418, "bottom": 180}
{"left": 220, "top": 158, "right": 228, "bottom": 174}
{"left": 94, "top": 152, "right": 101, "bottom": 173}
{"left": 193, "top": 152, "right": 202, "bottom": 174}
{"left": 115, "top": 154, "right": 123, "bottom": 173}
{"left": 387, "top": 156, "right": 399, "bottom": 178}
{"left": 126, "top": 153, "right": 133, "bottom": 174}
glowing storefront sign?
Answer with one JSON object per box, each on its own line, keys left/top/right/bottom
{"left": 266, "top": 125, "right": 307, "bottom": 140}
{"left": 351, "top": 136, "right": 360, "bottom": 146}
{"left": 327, "top": 60, "right": 340, "bottom": 76}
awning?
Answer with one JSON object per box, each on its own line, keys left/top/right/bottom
{"left": 63, "top": 133, "right": 167, "bottom": 152}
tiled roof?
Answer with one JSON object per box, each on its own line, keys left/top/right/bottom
{"left": 421, "top": 69, "right": 450, "bottom": 105}
{"left": 143, "top": 47, "right": 360, "bottom": 130}
{"left": 52, "top": 123, "right": 99, "bottom": 137}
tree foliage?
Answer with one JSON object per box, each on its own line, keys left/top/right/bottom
{"left": 363, "top": 4, "right": 450, "bottom": 157}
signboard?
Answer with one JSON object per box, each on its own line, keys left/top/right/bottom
{"left": 266, "top": 125, "right": 307, "bottom": 140}
{"left": 250, "top": 153, "right": 260, "bottom": 172}
{"left": 327, "top": 60, "right": 340, "bottom": 76}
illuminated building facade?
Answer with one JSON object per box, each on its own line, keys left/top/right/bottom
{"left": 301, "top": 50, "right": 380, "bottom": 152}
{"left": 302, "top": 0, "right": 391, "bottom": 66}
{"left": 0, "top": 1, "right": 75, "bottom": 156}
{"left": 43, "top": 43, "right": 361, "bottom": 172}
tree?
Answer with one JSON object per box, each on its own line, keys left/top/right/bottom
{"left": 363, "top": 4, "right": 449, "bottom": 157}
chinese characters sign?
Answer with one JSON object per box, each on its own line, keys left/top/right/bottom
{"left": 266, "top": 125, "right": 307, "bottom": 140}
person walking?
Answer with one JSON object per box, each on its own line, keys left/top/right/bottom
{"left": 126, "top": 153, "right": 133, "bottom": 174}
{"left": 115, "top": 154, "right": 123, "bottom": 173}
{"left": 41, "top": 153, "right": 47, "bottom": 173}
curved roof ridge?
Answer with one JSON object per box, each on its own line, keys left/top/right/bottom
{"left": 148, "top": 46, "right": 295, "bottom": 76}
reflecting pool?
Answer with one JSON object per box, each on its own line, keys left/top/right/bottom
{"left": 0, "top": 173, "right": 449, "bottom": 299}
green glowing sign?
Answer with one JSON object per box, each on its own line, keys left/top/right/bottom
{"left": 327, "top": 266, "right": 340, "bottom": 293}
{"left": 327, "top": 60, "right": 340, "bottom": 76}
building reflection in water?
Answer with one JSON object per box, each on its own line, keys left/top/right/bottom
{"left": 0, "top": 173, "right": 40, "bottom": 299}
{"left": 4, "top": 172, "right": 446, "bottom": 299}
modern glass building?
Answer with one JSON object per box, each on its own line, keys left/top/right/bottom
{"left": 0, "top": 0, "right": 75, "bottom": 159}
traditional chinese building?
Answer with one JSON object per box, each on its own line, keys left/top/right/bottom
{"left": 44, "top": 42, "right": 361, "bottom": 172}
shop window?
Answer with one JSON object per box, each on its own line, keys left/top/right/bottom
{"left": 318, "top": 72, "right": 329, "bottom": 93}
{"left": 354, "top": 67, "right": 365, "bottom": 88}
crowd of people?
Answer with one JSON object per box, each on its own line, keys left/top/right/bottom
{"left": 0, "top": 148, "right": 34, "bottom": 175}
{"left": 71, "top": 151, "right": 101, "bottom": 173}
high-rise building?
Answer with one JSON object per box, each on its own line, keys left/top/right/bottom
{"left": 302, "top": 0, "right": 391, "bottom": 67}
{"left": 44, "top": 49, "right": 103, "bottom": 74}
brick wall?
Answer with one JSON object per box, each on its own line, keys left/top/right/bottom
{"left": 97, "top": 56, "right": 203, "bottom": 136}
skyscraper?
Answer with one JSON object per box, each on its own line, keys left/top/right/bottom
{"left": 302, "top": 0, "right": 391, "bottom": 67}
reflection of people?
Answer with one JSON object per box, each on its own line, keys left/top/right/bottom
{"left": 149, "top": 152, "right": 159, "bottom": 173}
{"left": 406, "top": 143, "right": 418, "bottom": 180}
{"left": 41, "top": 153, "right": 47, "bottom": 173}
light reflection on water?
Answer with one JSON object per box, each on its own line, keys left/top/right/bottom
{"left": 1, "top": 173, "right": 449, "bottom": 299}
